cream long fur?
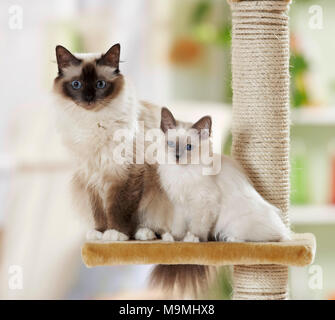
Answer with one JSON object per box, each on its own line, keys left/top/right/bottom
{"left": 157, "top": 111, "right": 291, "bottom": 243}
{"left": 54, "top": 59, "right": 168, "bottom": 240}
{"left": 159, "top": 155, "right": 291, "bottom": 242}
{"left": 55, "top": 78, "right": 136, "bottom": 220}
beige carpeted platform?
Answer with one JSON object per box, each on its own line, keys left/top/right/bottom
{"left": 81, "top": 233, "right": 316, "bottom": 268}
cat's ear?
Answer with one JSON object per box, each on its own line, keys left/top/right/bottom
{"left": 161, "top": 107, "right": 177, "bottom": 133}
{"left": 192, "top": 116, "right": 212, "bottom": 138}
{"left": 98, "top": 43, "right": 120, "bottom": 70}
{"left": 55, "top": 45, "right": 81, "bottom": 72}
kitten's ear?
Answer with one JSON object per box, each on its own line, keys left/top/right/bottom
{"left": 192, "top": 116, "right": 212, "bottom": 138}
{"left": 55, "top": 45, "right": 81, "bottom": 72}
{"left": 98, "top": 43, "right": 120, "bottom": 70}
{"left": 161, "top": 107, "right": 177, "bottom": 133}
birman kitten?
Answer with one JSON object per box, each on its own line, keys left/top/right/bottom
{"left": 150, "top": 108, "right": 290, "bottom": 296}
{"left": 158, "top": 107, "right": 291, "bottom": 243}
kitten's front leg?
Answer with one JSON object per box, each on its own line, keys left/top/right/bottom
{"left": 183, "top": 232, "right": 199, "bottom": 242}
{"left": 161, "top": 232, "right": 174, "bottom": 242}
{"left": 134, "top": 227, "right": 156, "bottom": 240}
{"left": 215, "top": 232, "right": 244, "bottom": 243}
{"left": 170, "top": 207, "right": 187, "bottom": 241}
{"left": 188, "top": 212, "right": 213, "bottom": 242}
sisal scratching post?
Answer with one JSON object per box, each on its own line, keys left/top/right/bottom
{"left": 229, "top": 0, "right": 291, "bottom": 299}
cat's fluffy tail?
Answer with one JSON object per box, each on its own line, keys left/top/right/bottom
{"left": 149, "top": 265, "right": 214, "bottom": 297}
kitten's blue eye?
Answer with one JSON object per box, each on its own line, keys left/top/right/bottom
{"left": 96, "top": 80, "right": 106, "bottom": 89}
{"left": 71, "top": 80, "right": 82, "bottom": 90}
{"left": 167, "top": 141, "right": 175, "bottom": 148}
{"left": 186, "top": 144, "right": 193, "bottom": 151}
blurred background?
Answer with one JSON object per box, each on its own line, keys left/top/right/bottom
{"left": 0, "top": 0, "right": 334, "bottom": 300}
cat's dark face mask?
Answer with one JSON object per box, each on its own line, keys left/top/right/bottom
{"left": 54, "top": 44, "right": 124, "bottom": 110}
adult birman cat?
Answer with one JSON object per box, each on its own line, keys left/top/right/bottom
{"left": 53, "top": 44, "right": 171, "bottom": 241}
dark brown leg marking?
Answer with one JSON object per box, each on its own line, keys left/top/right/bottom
{"left": 87, "top": 186, "right": 108, "bottom": 232}
{"left": 106, "top": 165, "right": 144, "bottom": 237}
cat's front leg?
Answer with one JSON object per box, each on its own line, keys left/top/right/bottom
{"left": 102, "top": 229, "right": 129, "bottom": 241}
{"left": 71, "top": 173, "right": 106, "bottom": 240}
{"left": 85, "top": 184, "right": 108, "bottom": 240}
{"left": 86, "top": 229, "right": 103, "bottom": 241}
{"left": 105, "top": 166, "right": 144, "bottom": 240}
{"left": 87, "top": 187, "right": 129, "bottom": 240}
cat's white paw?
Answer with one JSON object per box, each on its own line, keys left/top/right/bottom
{"left": 102, "top": 229, "right": 129, "bottom": 241}
{"left": 162, "top": 232, "right": 174, "bottom": 242}
{"left": 86, "top": 229, "right": 103, "bottom": 241}
{"left": 135, "top": 227, "right": 156, "bottom": 241}
{"left": 183, "top": 232, "right": 199, "bottom": 243}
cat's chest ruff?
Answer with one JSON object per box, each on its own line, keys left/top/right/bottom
{"left": 85, "top": 142, "right": 129, "bottom": 174}
{"left": 63, "top": 103, "right": 133, "bottom": 152}
{"left": 77, "top": 122, "right": 115, "bottom": 149}
{"left": 72, "top": 118, "right": 135, "bottom": 166}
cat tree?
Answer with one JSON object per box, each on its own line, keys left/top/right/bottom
{"left": 82, "top": 0, "right": 316, "bottom": 299}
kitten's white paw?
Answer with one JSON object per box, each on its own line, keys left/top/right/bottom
{"left": 222, "top": 236, "right": 239, "bottom": 242}
{"left": 183, "top": 232, "right": 199, "bottom": 242}
{"left": 135, "top": 227, "right": 156, "bottom": 241}
{"left": 279, "top": 230, "right": 292, "bottom": 242}
{"left": 162, "top": 232, "right": 174, "bottom": 242}
{"left": 86, "top": 229, "right": 103, "bottom": 241}
{"left": 102, "top": 229, "right": 129, "bottom": 241}
{"left": 217, "top": 233, "right": 243, "bottom": 242}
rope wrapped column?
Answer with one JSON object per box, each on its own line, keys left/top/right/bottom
{"left": 228, "top": 0, "right": 291, "bottom": 299}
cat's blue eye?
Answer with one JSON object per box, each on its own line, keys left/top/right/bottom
{"left": 96, "top": 80, "right": 106, "bottom": 89}
{"left": 71, "top": 80, "right": 82, "bottom": 90}
{"left": 186, "top": 144, "right": 193, "bottom": 151}
{"left": 167, "top": 141, "right": 175, "bottom": 148}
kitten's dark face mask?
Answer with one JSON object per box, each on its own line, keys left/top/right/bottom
{"left": 160, "top": 107, "right": 212, "bottom": 165}
{"left": 54, "top": 44, "right": 124, "bottom": 110}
